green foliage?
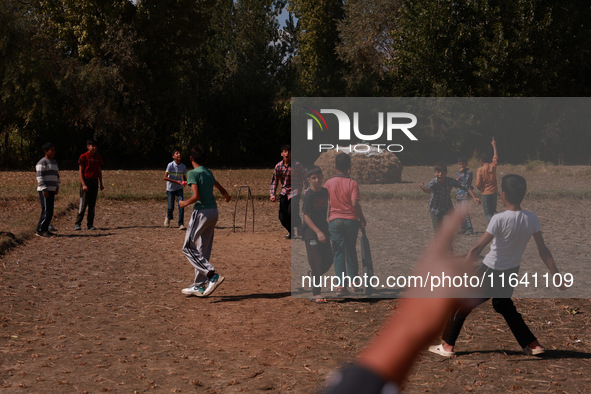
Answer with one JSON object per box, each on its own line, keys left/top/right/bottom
{"left": 392, "top": 0, "right": 591, "bottom": 97}
{"left": 195, "top": 0, "right": 293, "bottom": 166}
{"left": 2, "top": 0, "right": 591, "bottom": 167}
{"left": 336, "top": 0, "right": 401, "bottom": 96}
{"left": 291, "top": 0, "right": 346, "bottom": 96}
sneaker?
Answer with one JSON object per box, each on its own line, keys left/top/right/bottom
{"left": 179, "top": 224, "right": 186, "bottom": 230}
{"left": 48, "top": 225, "right": 57, "bottom": 232}
{"left": 35, "top": 231, "right": 51, "bottom": 238}
{"left": 429, "top": 344, "right": 456, "bottom": 357}
{"left": 203, "top": 273, "right": 224, "bottom": 296}
{"left": 181, "top": 284, "right": 207, "bottom": 297}
{"left": 164, "top": 218, "right": 170, "bottom": 227}
{"left": 284, "top": 233, "right": 291, "bottom": 239}
{"left": 87, "top": 226, "right": 97, "bottom": 230}
{"left": 74, "top": 224, "right": 82, "bottom": 231}
{"left": 523, "top": 345, "right": 545, "bottom": 355}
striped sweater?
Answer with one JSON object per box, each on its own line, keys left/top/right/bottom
{"left": 36, "top": 157, "right": 60, "bottom": 192}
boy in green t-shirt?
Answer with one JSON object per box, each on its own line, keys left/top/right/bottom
{"left": 179, "top": 145, "right": 231, "bottom": 297}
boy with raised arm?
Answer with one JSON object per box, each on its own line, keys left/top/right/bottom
{"left": 476, "top": 137, "right": 499, "bottom": 222}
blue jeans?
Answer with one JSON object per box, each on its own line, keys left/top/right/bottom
{"left": 329, "top": 218, "right": 360, "bottom": 280}
{"left": 456, "top": 199, "right": 473, "bottom": 232}
{"left": 167, "top": 189, "right": 185, "bottom": 226}
{"left": 482, "top": 194, "right": 497, "bottom": 223}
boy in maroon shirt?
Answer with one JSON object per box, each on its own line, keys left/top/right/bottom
{"left": 74, "top": 140, "right": 104, "bottom": 230}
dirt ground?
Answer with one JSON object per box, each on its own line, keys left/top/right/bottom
{"left": 1, "top": 194, "right": 590, "bottom": 392}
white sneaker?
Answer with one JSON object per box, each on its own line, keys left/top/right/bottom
{"left": 164, "top": 218, "right": 170, "bottom": 227}
{"left": 203, "top": 273, "right": 224, "bottom": 296}
{"left": 523, "top": 345, "right": 545, "bottom": 355}
{"left": 181, "top": 284, "right": 206, "bottom": 296}
{"left": 428, "top": 344, "right": 455, "bottom": 357}
{"left": 179, "top": 224, "right": 186, "bottom": 230}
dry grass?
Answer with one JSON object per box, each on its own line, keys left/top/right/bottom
{"left": 0, "top": 169, "right": 270, "bottom": 254}
{"left": 1, "top": 164, "right": 590, "bottom": 255}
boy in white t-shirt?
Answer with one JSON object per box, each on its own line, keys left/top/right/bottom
{"left": 429, "top": 174, "right": 565, "bottom": 358}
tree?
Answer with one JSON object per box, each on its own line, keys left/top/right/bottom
{"left": 392, "top": 0, "right": 591, "bottom": 97}
{"left": 336, "top": 0, "right": 401, "bottom": 96}
{"left": 290, "top": 0, "right": 346, "bottom": 96}
{"left": 0, "top": 0, "right": 70, "bottom": 166}
{"left": 29, "top": 0, "right": 148, "bottom": 164}
{"left": 191, "top": 0, "right": 294, "bottom": 166}
{"left": 134, "top": 0, "right": 215, "bottom": 163}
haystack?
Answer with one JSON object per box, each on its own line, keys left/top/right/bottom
{"left": 314, "top": 148, "right": 402, "bottom": 184}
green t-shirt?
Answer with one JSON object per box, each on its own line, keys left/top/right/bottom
{"left": 187, "top": 166, "right": 217, "bottom": 210}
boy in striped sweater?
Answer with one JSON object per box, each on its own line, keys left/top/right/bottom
{"left": 36, "top": 143, "right": 60, "bottom": 237}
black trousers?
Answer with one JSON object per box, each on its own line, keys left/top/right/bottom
{"left": 75, "top": 178, "right": 99, "bottom": 227}
{"left": 305, "top": 239, "right": 333, "bottom": 296}
{"left": 37, "top": 191, "right": 55, "bottom": 233}
{"left": 442, "top": 264, "right": 537, "bottom": 348}
{"left": 278, "top": 194, "right": 301, "bottom": 235}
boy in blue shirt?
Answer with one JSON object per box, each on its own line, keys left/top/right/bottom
{"left": 163, "top": 149, "right": 188, "bottom": 229}
{"left": 179, "top": 145, "right": 231, "bottom": 297}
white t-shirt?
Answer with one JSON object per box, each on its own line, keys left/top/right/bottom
{"left": 483, "top": 210, "right": 541, "bottom": 270}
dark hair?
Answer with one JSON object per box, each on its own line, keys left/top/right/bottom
{"left": 280, "top": 144, "right": 291, "bottom": 152}
{"left": 434, "top": 162, "right": 447, "bottom": 173}
{"left": 172, "top": 148, "right": 181, "bottom": 156}
{"left": 501, "top": 174, "right": 527, "bottom": 205}
{"left": 42, "top": 142, "right": 54, "bottom": 152}
{"left": 458, "top": 156, "right": 468, "bottom": 163}
{"left": 479, "top": 151, "right": 492, "bottom": 163}
{"left": 190, "top": 145, "right": 208, "bottom": 165}
{"left": 86, "top": 139, "right": 97, "bottom": 146}
{"left": 335, "top": 152, "right": 351, "bottom": 172}
{"left": 306, "top": 166, "right": 322, "bottom": 178}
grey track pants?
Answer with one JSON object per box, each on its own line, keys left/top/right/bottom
{"left": 182, "top": 208, "right": 218, "bottom": 286}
